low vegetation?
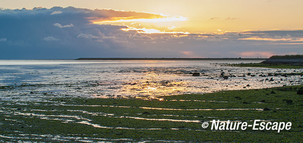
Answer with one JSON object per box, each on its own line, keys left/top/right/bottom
{"left": 230, "top": 63, "right": 303, "bottom": 69}
{"left": 1, "top": 85, "right": 303, "bottom": 142}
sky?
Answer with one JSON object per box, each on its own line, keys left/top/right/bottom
{"left": 0, "top": 0, "right": 303, "bottom": 59}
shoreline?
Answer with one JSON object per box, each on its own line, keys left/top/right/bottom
{"left": 229, "top": 55, "right": 303, "bottom": 69}
{"left": 229, "top": 63, "right": 303, "bottom": 69}
{"left": 76, "top": 58, "right": 267, "bottom": 60}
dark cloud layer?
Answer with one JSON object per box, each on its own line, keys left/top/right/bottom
{"left": 0, "top": 7, "right": 303, "bottom": 59}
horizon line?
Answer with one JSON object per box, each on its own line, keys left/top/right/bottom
{"left": 76, "top": 58, "right": 268, "bottom": 60}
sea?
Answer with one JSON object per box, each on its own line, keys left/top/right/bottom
{"left": 0, "top": 60, "right": 302, "bottom": 101}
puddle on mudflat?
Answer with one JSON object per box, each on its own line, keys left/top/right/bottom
{"left": 139, "top": 107, "right": 263, "bottom": 111}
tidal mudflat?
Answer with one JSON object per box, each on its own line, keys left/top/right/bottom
{"left": 1, "top": 86, "right": 303, "bottom": 142}
{"left": 0, "top": 60, "right": 302, "bottom": 100}
{"left": 0, "top": 60, "right": 303, "bottom": 142}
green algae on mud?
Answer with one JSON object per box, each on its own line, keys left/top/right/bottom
{"left": 1, "top": 86, "right": 303, "bottom": 142}
{"left": 230, "top": 55, "right": 303, "bottom": 69}
{"left": 229, "top": 63, "right": 303, "bottom": 69}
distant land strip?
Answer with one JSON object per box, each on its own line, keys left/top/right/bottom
{"left": 76, "top": 58, "right": 267, "bottom": 60}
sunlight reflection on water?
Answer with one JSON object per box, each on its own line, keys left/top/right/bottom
{"left": 0, "top": 60, "right": 302, "bottom": 100}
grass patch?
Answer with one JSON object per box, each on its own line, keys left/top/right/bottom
{"left": 229, "top": 63, "right": 303, "bottom": 69}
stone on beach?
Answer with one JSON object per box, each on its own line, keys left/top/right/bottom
{"left": 192, "top": 73, "right": 200, "bottom": 76}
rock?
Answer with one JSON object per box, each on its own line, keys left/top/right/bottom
{"left": 269, "top": 78, "right": 274, "bottom": 81}
{"left": 220, "top": 72, "right": 225, "bottom": 77}
{"left": 192, "top": 73, "right": 200, "bottom": 76}
{"left": 238, "top": 74, "right": 246, "bottom": 77}
{"left": 142, "top": 112, "right": 151, "bottom": 115}
{"left": 177, "top": 126, "right": 186, "bottom": 129}
{"left": 283, "top": 99, "right": 293, "bottom": 105}
{"left": 223, "top": 76, "right": 229, "bottom": 80}
{"left": 268, "top": 73, "right": 273, "bottom": 76}
{"left": 235, "top": 96, "right": 242, "bottom": 100}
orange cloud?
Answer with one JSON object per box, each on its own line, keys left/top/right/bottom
{"left": 238, "top": 51, "right": 274, "bottom": 58}
{"left": 88, "top": 9, "right": 188, "bottom": 34}
{"left": 239, "top": 37, "right": 303, "bottom": 42}
{"left": 89, "top": 9, "right": 165, "bottom": 23}
{"left": 121, "top": 27, "right": 189, "bottom": 34}
{"left": 180, "top": 51, "right": 202, "bottom": 58}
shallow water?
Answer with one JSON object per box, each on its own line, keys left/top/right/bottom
{"left": 0, "top": 60, "right": 302, "bottom": 101}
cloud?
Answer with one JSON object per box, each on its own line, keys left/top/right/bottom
{"left": 0, "top": 38, "right": 7, "bottom": 42}
{"left": 225, "top": 17, "right": 238, "bottom": 21}
{"left": 0, "top": 7, "right": 303, "bottom": 59}
{"left": 43, "top": 36, "right": 59, "bottom": 41}
{"left": 209, "top": 17, "right": 220, "bottom": 21}
{"left": 121, "top": 27, "right": 190, "bottom": 34}
{"left": 239, "top": 37, "right": 303, "bottom": 42}
{"left": 274, "top": 43, "right": 303, "bottom": 45}
{"left": 238, "top": 51, "right": 274, "bottom": 58}
{"left": 180, "top": 51, "right": 202, "bottom": 58}
{"left": 54, "top": 23, "right": 74, "bottom": 28}
{"left": 77, "top": 33, "right": 98, "bottom": 39}
{"left": 50, "top": 11, "right": 62, "bottom": 15}
{"left": 209, "top": 17, "right": 238, "bottom": 21}
{"left": 88, "top": 9, "right": 165, "bottom": 23}
{"left": 238, "top": 31, "right": 303, "bottom": 46}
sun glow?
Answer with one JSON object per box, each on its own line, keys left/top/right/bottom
{"left": 91, "top": 13, "right": 189, "bottom": 34}
{"left": 92, "top": 16, "right": 187, "bottom": 24}
{"left": 121, "top": 27, "right": 190, "bottom": 34}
